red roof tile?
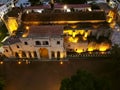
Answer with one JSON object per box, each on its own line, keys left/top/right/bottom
{"left": 28, "top": 25, "right": 64, "bottom": 37}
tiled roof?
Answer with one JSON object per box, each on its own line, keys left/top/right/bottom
{"left": 5, "top": 7, "right": 22, "bottom": 17}
{"left": 22, "top": 11, "right": 106, "bottom": 22}
{"left": 25, "top": 4, "right": 91, "bottom": 9}
{"left": 3, "top": 36, "right": 21, "bottom": 45}
{"left": 28, "top": 25, "right": 64, "bottom": 37}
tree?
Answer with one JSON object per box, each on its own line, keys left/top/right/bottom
{"left": 0, "top": 78, "right": 4, "bottom": 90}
{"left": 60, "top": 70, "right": 110, "bottom": 90}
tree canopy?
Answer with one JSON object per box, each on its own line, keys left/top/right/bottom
{"left": 0, "top": 78, "right": 4, "bottom": 90}
{"left": 60, "top": 70, "right": 110, "bottom": 90}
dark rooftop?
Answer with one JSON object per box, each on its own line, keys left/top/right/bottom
{"left": 3, "top": 36, "right": 21, "bottom": 45}
{"left": 28, "top": 25, "right": 64, "bottom": 38}
{"left": 25, "top": 4, "right": 91, "bottom": 10}
{"left": 5, "top": 7, "right": 22, "bottom": 17}
{"left": 22, "top": 11, "right": 106, "bottom": 22}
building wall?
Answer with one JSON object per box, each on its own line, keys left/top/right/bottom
{"left": 0, "top": 0, "right": 14, "bottom": 18}
{"left": 5, "top": 36, "right": 66, "bottom": 60}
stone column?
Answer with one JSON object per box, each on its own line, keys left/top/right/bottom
{"left": 36, "top": 49, "right": 40, "bottom": 59}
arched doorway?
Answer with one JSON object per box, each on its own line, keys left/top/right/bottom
{"left": 39, "top": 48, "right": 49, "bottom": 59}
{"left": 15, "top": 52, "right": 19, "bottom": 58}
{"left": 57, "top": 51, "right": 60, "bottom": 58}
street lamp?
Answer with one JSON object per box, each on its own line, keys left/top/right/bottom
{"left": 60, "top": 61, "right": 63, "bottom": 65}
{"left": 63, "top": 5, "right": 67, "bottom": 10}
{"left": 0, "top": 61, "right": 3, "bottom": 64}
{"left": 18, "top": 61, "right": 21, "bottom": 64}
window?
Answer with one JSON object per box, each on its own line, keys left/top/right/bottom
{"left": 28, "top": 51, "right": 32, "bottom": 58}
{"left": 57, "top": 51, "right": 60, "bottom": 58}
{"left": 57, "top": 41, "right": 60, "bottom": 44}
{"left": 24, "top": 42, "right": 28, "bottom": 45}
{"left": 33, "top": 51, "right": 37, "bottom": 58}
{"left": 17, "top": 45, "right": 20, "bottom": 48}
{"left": 43, "top": 41, "right": 49, "bottom": 45}
{"left": 6, "top": 49, "right": 8, "bottom": 52}
{"left": 35, "top": 41, "right": 41, "bottom": 45}
{"left": 22, "top": 51, "right": 26, "bottom": 57}
{"left": 51, "top": 51, "right": 55, "bottom": 58}
{"left": 15, "top": 52, "right": 19, "bottom": 57}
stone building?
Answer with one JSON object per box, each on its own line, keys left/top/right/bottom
{"left": 2, "top": 4, "right": 112, "bottom": 60}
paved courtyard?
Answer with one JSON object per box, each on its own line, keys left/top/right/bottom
{"left": 0, "top": 59, "right": 112, "bottom": 90}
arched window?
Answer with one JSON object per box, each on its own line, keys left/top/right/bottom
{"left": 15, "top": 52, "right": 19, "bottom": 57}
{"left": 24, "top": 42, "right": 28, "bottom": 45}
{"left": 35, "top": 41, "right": 41, "bottom": 45}
{"left": 57, "top": 51, "right": 60, "bottom": 58}
{"left": 51, "top": 51, "right": 55, "bottom": 58}
{"left": 33, "top": 51, "right": 37, "bottom": 58}
{"left": 43, "top": 41, "right": 49, "bottom": 45}
{"left": 28, "top": 51, "right": 32, "bottom": 58}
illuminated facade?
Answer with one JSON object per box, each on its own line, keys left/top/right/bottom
{"left": 2, "top": 4, "right": 113, "bottom": 60}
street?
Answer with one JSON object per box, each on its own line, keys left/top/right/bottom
{"left": 0, "top": 59, "right": 113, "bottom": 90}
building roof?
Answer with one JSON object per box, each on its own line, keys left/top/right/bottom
{"left": 27, "top": 25, "right": 64, "bottom": 38}
{"left": 97, "top": 3, "right": 111, "bottom": 11}
{"left": 3, "top": 36, "right": 21, "bottom": 45}
{"left": 0, "top": 3, "right": 4, "bottom": 6}
{"left": 22, "top": 11, "right": 106, "bottom": 22}
{"left": 5, "top": 7, "right": 22, "bottom": 17}
{"left": 25, "top": 4, "right": 91, "bottom": 10}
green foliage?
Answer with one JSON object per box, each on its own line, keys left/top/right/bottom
{"left": 60, "top": 70, "right": 110, "bottom": 90}
{"left": 0, "top": 78, "right": 5, "bottom": 90}
{"left": 0, "top": 24, "right": 8, "bottom": 42}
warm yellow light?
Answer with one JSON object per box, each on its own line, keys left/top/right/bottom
{"left": 101, "top": 52, "right": 105, "bottom": 54}
{"left": 71, "top": 25, "right": 77, "bottom": 28}
{"left": 72, "top": 32, "right": 76, "bottom": 37}
{"left": 60, "top": 61, "right": 63, "bottom": 65}
{"left": 99, "top": 48, "right": 106, "bottom": 52}
{"left": 26, "top": 26, "right": 29, "bottom": 30}
{"left": 69, "top": 37, "right": 78, "bottom": 43}
{"left": 83, "top": 37, "right": 87, "bottom": 41}
{"left": 22, "top": 30, "right": 29, "bottom": 37}
{"left": 99, "top": 43, "right": 110, "bottom": 52}
{"left": 63, "top": 5, "right": 67, "bottom": 10}
{"left": 107, "top": 10, "right": 115, "bottom": 23}
{"left": 26, "top": 60, "right": 30, "bottom": 64}
{"left": 84, "top": 32, "right": 88, "bottom": 38}
{"left": 88, "top": 42, "right": 96, "bottom": 51}
{"left": 0, "top": 61, "right": 3, "bottom": 64}
{"left": 18, "top": 61, "right": 21, "bottom": 64}
{"left": 76, "top": 49, "right": 83, "bottom": 53}
{"left": 88, "top": 8, "right": 92, "bottom": 11}
{"left": 88, "top": 47, "right": 94, "bottom": 52}
{"left": 79, "top": 30, "right": 85, "bottom": 35}
{"left": 64, "top": 30, "right": 73, "bottom": 35}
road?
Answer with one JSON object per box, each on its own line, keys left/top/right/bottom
{"left": 0, "top": 59, "right": 113, "bottom": 90}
